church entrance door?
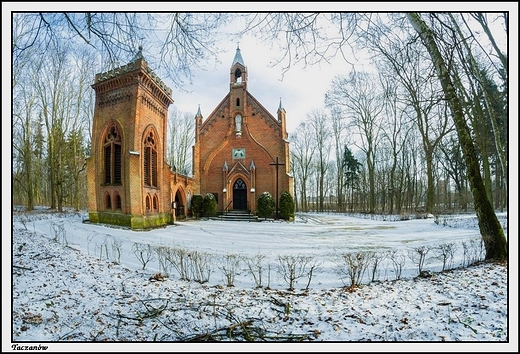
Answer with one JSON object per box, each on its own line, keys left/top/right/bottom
{"left": 233, "top": 178, "right": 247, "bottom": 210}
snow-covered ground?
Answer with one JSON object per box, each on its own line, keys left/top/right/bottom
{"left": 6, "top": 208, "right": 516, "bottom": 352}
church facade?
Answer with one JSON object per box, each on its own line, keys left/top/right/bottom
{"left": 86, "top": 47, "right": 293, "bottom": 229}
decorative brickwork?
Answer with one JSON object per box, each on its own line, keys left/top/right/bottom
{"left": 87, "top": 46, "right": 292, "bottom": 228}
{"left": 87, "top": 49, "right": 195, "bottom": 229}
{"left": 193, "top": 46, "right": 293, "bottom": 214}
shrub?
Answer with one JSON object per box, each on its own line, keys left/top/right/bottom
{"left": 202, "top": 193, "right": 217, "bottom": 217}
{"left": 257, "top": 191, "right": 275, "bottom": 219}
{"left": 191, "top": 194, "right": 203, "bottom": 218}
{"left": 279, "top": 191, "right": 295, "bottom": 221}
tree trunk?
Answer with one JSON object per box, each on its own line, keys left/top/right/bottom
{"left": 407, "top": 13, "right": 507, "bottom": 260}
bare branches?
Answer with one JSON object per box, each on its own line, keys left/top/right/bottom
{"left": 241, "top": 13, "right": 359, "bottom": 78}
{"left": 12, "top": 13, "right": 228, "bottom": 88}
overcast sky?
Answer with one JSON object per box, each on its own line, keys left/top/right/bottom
{"left": 4, "top": 3, "right": 516, "bottom": 138}
{"left": 170, "top": 33, "right": 358, "bottom": 134}
{"left": 5, "top": 3, "right": 515, "bottom": 134}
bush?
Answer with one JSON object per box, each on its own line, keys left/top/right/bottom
{"left": 191, "top": 194, "right": 203, "bottom": 218}
{"left": 257, "top": 192, "right": 275, "bottom": 220}
{"left": 279, "top": 191, "right": 295, "bottom": 220}
{"left": 202, "top": 193, "right": 217, "bottom": 217}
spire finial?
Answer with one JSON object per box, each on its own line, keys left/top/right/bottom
{"left": 232, "top": 44, "right": 245, "bottom": 66}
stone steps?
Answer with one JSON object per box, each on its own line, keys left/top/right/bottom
{"left": 212, "top": 210, "right": 259, "bottom": 222}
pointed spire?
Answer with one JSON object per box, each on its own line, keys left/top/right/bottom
{"left": 223, "top": 160, "right": 229, "bottom": 171}
{"left": 278, "top": 97, "right": 283, "bottom": 111}
{"left": 250, "top": 160, "right": 256, "bottom": 170}
{"left": 196, "top": 104, "right": 202, "bottom": 117}
{"left": 232, "top": 44, "right": 245, "bottom": 66}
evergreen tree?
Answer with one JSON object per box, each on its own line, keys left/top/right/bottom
{"left": 257, "top": 192, "right": 275, "bottom": 220}
{"left": 202, "top": 193, "right": 217, "bottom": 217}
{"left": 191, "top": 194, "right": 203, "bottom": 219}
{"left": 279, "top": 191, "right": 295, "bottom": 221}
{"left": 342, "top": 145, "right": 362, "bottom": 211}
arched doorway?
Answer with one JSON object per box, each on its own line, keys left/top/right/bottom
{"left": 233, "top": 178, "right": 247, "bottom": 210}
{"left": 172, "top": 189, "right": 185, "bottom": 218}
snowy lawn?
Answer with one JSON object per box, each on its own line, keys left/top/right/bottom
{"left": 7, "top": 208, "right": 515, "bottom": 351}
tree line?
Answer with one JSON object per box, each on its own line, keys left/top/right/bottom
{"left": 10, "top": 11, "right": 508, "bottom": 260}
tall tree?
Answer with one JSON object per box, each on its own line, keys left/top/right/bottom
{"left": 438, "top": 133, "right": 469, "bottom": 211}
{"left": 447, "top": 13, "right": 508, "bottom": 199}
{"left": 327, "top": 106, "right": 350, "bottom": 212}
{"left": 308, "top": 109, "right": 332, "bottom": 212}
{"left": 378, "top": 70, "right": 413, "bottom": 214}
{"left": 406, "top": 13, "right": 507, "bottom": 260}
{"left": 370, "top": 20, "right": 453, "bottom": 213}
{"left": 327, "top": 71, "right": 384, "bottom": 213}
{"left": 11, "top": 12, "right": 229, "bottom": 89}
{"left": 290, "top": 121, "right": 316, "bottom": 212}
{"left": 168, "top": 107, "right": 195, "bottom": 176}
{"left": 342, "top": 145, "right": 361, "bottom": 212}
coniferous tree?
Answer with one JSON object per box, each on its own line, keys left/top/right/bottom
{"left": 343, "top": 145, "right": 362, "bottom": 212}
{"left": 257, "top": 192, "right": 275, "bottom": 220}
{"left": 279, "top": 191, "right": 295, "bottom": 221}
{"left": 202, "top": 193, "right": 217, "bottom": 217}
{"left": 191, "top": 194, "right": 203, "bottom": 219}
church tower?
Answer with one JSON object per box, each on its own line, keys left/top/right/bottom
{"left": 193, "top": 46, "right": 293, "bottom": 214}
{"left": 86, "top": 48, "right": 184, "bottom": 229}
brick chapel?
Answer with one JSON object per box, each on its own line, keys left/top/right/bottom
{"left": 86, "top": 46, "right": 293, "bottom": 229}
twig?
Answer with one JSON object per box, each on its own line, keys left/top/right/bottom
{"left": 13, "top": 265, "right": 32, "bottom": 271}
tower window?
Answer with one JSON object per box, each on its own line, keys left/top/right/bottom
{"left": 235, "top": 68, "right": 242, "bottom": 83}
{"left": 236, "top": 97, "right": 240, "bottom": 107}
{"left": 103, "top": 125, "right": 122, "bottom": 185}
{"left": 144, "top": 131, "right": 158, "bottom": 187}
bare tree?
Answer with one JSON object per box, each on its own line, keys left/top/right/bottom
{"left": 290, "top": 121, "right": 316, "bottom": 212}
{"left": 406, "top": 13, "right": 507, "bottom": 260}
{"left": 369, "top": 21, "right": 453, "bottom": 213}
{"left": 437, "top": 133, "right": 469, "bottom": 211}
{"left": 326, "top": 106, "right": 351, "bottom": 212}
{"left": 245, "top": 11, "right": 507, "bottom": 260}
{"left": 377, "top": 74, "right": 412, "bottom": 214}
{"left": 448, "top": 13, "right": 508, "bottom": 200}
{"left": 28, "top": 40, "right": 94, "bottom": 212}
{"left": 11, "top": 12, "right": 229, "bottom": 89}
{"left": 167, "top": 107, "right": 195, "bottom": 175}
{"left": 308, "top": 109, "right": 332, "bottom": 212}
{"left": 327, "top": 71, "right": 384, "bottom": 213}
{"left": 12, "top": 70, "right": 37, "bottom": 210}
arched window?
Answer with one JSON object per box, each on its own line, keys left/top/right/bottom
{"left": 235, "top": 115, "right": 242, "bottom": 133}
{"left": 106, "top": 194, "right": 112, "bottom": 210}
{"left": 115, "top": 194, "right": 122, "bottom": 210}
{"left": 236, "top": 97, "right": 240, "bottom": 106}
{"left": 153, "top": 195, "right": 158, "bottom": 211}
{"left": 103, "top": 125, "right": 122, "bottom": 184}
{"left": 146, "top": 195, "right": 151, "bottom": 212}
{"left": 144, "top": 131, "right": 158, "bottom": 187}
